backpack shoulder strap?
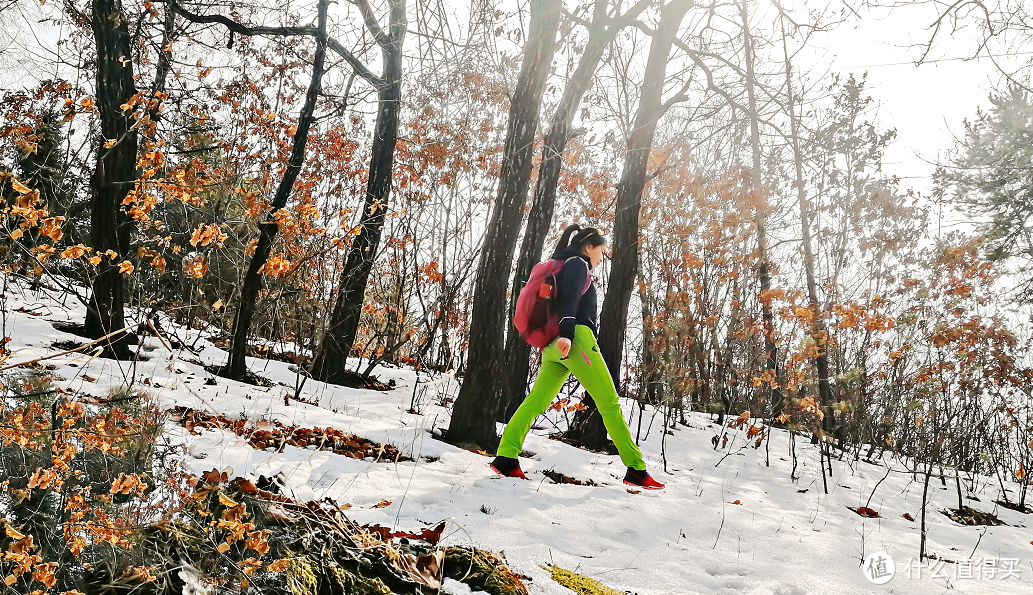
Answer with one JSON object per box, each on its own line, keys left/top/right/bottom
{"left": 558, "top": 256, "right": 592, "bottom": 296}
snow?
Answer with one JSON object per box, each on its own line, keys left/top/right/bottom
{"left": 442, "top": 578, "right": 491, "bottom": 595}
{"left": 3, "top": 280, "right": 1032, "bottom": 595}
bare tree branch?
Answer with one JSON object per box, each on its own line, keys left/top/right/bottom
{"left": 353, "top": 0, "right": 389, "bottom": 46}
{"left": 164, "top": 0, "right": 383, "bottom": 87}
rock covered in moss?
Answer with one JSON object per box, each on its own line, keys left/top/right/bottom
{"left": 443, "top": 547, "right": 528, "bottom": 595}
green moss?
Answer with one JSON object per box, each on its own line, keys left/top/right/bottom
{"left": 444, "top": 547, "right": 527, "bottom": 595}
{"left": 544, "top": 565, "right": 624, "bottom": 595}
{"left": 325, "top": 563, "right": 392, "bottom": 595}
{"left": 286, "top": 557, "right": 318, "bottom": 595}
{"left": 280, "top": 553, "right": 395, "bottom": 595}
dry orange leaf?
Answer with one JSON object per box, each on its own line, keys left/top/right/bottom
{"left": 120, "top": 566, "right": 155, "bottom": 583}
{"left": 60, "top": 244, "right": 91, "bottom": 259}
{"left": 222, "top": 504, "right": 247, "bottom": 523}
{"left": 217, "top": 492, "right": 239, "bottom": 507}
{"left": 853, "top": 506, "right": 880, "bottom": 518}
{"left": 267, "top": 559, "right": 290, "bottom": 572}
{"left": 188, "top": 223, "right": 227, "bottom": 248}
{"left": 10, "top": 178, "right": 32, "bottom": 194}
{"left": 33, "top": 563, "right": 58, "bottom": 587}
{"left": 182, "top": 254, "right": 209, "bottom": 278}
{"left": 245, "top": 531, "right": 270, "bottom": 556}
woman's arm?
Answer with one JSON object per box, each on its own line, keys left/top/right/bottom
{"left": 555, "top": 257, "right": 589, "bottom": 341}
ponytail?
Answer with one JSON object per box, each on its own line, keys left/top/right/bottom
{"left": 556, "top": 224, "right": 606, "bottom": 254}
{"left": 571, "top": 227, "right": 606, "bottom": 251}
{"left": 556, "top": 224, "right": 581, "bottom": 252}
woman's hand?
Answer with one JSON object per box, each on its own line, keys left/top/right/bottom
{"left": 557, "top": 337, "right": 572, "bottom": 359}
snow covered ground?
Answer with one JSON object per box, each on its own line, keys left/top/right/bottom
{"left": 3, "top": 280, "right": 1031, "bottom": 595}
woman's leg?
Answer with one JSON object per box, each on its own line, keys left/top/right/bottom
{"left": 564, "top": 325, "right": 646, "bottom": 470}
{"left": 497, "top": 352, "right": 571, "bottom": 459}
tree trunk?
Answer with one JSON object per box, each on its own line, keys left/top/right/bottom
{"left": 740, "top": 0, "right": 783, "bottom": 421}
{"left": 640, "top": 286, "right": 661, "bottom": 407}
{"left": 84, "top": 0, "right": 139, "bottom": 360}
{"left": 566, "top": 0, "right": 694, "bottom": 450}
{"left": 782, "top": 24, "right": 833, "bottom": 429}
{"left": 310, "top": 0, "right": 407, "bottom": 385}
{"left": 919, "top": 460, "right": 933, "bottom": 560}
{"left": 445, "top": 0, "right": 562, "bottom": 451}
{"left": 501, "top": 0, "right": 649, "bottom": 421}
{"left": 224, "top": 0, "right": 330, "bottom": 379}
{"left": 148, "top": 4, "right": 176, "bottom": 126}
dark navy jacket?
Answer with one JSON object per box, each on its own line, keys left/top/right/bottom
{"left": 550, "top": 247, "right": 597, "bottom": 340}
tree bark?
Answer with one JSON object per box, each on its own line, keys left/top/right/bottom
{"left": 224, "top": 0, "right": 330, "bottom": 379}
{"left": 501, "top": 0, "right": 650, "bottom": 421}
{"left": 310, "top": 0, "right": 407, "bottom": 385}
{"left": 445, "top": 0, "right": 562, "bottom": 451}
{"left": 640, "top": 283, "right": 662, "bottom": 407}
{"left": 782, "top": 27, "right": 833, "bottom": 426}
{"left": 84, "top": 0, "right": 139, "bottom": 360}
{"left": 148, "top": 3, "right": 176, "bottom": 126}
{"left": 566, "top": 0, "right": 694, "bottom": 450}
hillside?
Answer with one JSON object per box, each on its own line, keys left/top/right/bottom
{"left": 3, "top": 281, "right": 1031, "bottom": 595}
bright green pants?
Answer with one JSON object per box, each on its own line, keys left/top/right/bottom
{"left": 498, "top": 325, "right": 646, "bottom": 470}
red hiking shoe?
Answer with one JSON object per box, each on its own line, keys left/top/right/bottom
{"left": 490, "top": 456, "right": 529, "bottom": 480}
{"left": 624, "top": 468, "right": 665, "bottom": 490}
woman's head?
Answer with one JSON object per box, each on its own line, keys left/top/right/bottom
{"left": 556, "top": 224, "right": 607, "bottom": 268}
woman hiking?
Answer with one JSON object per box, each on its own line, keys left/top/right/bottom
{"left": 490, "top": 224, "right": 665, "bottom": 490}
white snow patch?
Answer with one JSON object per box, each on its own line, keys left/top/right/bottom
{"left": 2, "top": 279, "right": 1031, "bottom": 595}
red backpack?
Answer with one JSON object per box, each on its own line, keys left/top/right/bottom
{"left": 513, "top": 256, "right": 591, "bottom": 348}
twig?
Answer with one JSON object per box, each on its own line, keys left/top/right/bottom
{"left": 0, "top": 326, "right": 130, "bottom": 372}
{"left": 147, "top": 319, "right": 173, "bottom": 352}
{"left": 712, "top": 496, "right": 726, "bottom": 549}
{"left": 968, "top": 526, "right": 987, "bottom": 560}
{"left": 863, "top": 459, "right": 893, "bottom": 511}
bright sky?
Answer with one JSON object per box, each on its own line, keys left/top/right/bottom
{"left": 794, "top": 1, "right": 1024, "bottom": 196}
{"left": 1, "top": 0, "right": 1023, "bottom": 201}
